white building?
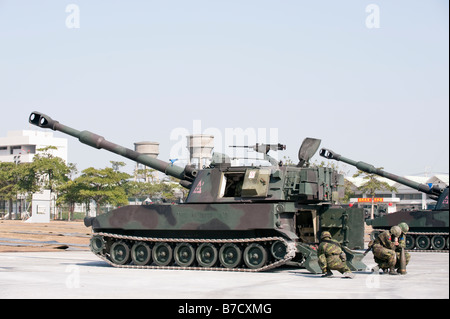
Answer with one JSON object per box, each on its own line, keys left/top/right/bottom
{"left": 0, "top": 130, "right": 68, "bottom": 164}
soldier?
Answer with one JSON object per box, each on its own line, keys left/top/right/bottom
{"left": 396, "top": 222, "right": 411, "bottom": 272}
{"left": 371, "top": 226, "right": 402, "bottom": 275}
{"left": 317, "top": 231, "right": 354, "bottom": 278}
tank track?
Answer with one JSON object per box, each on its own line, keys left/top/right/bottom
{"left": 404, "top": 231, "right": 449, "bottom": 253}
{"left": 91, "top": 232, "right": 297, "bottom": 272}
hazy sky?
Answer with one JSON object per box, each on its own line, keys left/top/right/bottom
{"left": 0, "top": 0, "right": 448, "bottom": 177}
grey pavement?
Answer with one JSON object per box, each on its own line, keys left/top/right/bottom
{"left": 0, "top": 250, "right": 448, "bottom": 299}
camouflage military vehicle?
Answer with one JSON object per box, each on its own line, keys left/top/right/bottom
{"left": 29, "top": 111, "right": 366, "bottom": 272}
{"left": 320, "top": 148, "right": 449, "bottom": 252}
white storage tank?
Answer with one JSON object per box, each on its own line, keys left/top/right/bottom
{"left": 134, "top": 141, "right": 159, "bottom": 182}
{"left": 187, "top": 134, "right": 214, "bottom": 169}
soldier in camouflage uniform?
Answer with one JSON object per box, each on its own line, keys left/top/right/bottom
{"left": 371, "top": 226, "right": 402, "bottom": 275}
{"left": 317, "top": 231, "right": 354, "bottom": 278}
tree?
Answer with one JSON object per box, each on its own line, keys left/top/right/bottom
{"left": 151, "top": 182, "right": 180, "bottom": 202}
{"left": 75, "top": 165, "right": 131, "bottom": 215}
{"left": 125, "top": 181, "right": 154, "bottom": 204}
{"left": 134, "top": 167, "right": 157, "bottom": 183}
{"left": 342, "top": 179, "right": 356, "bottom": 204}
{"left": 32, "top": 146, "right": 77, "bottom": 219}
{"left": 0, "top": 161, "right": 40, "bottom": 219}
{"left": 0, "top": 146, "right": 75, "bottom": 219}
{"left": 57, "top": 180, "right": 85, "bottom": 221}
{"left": 125, "top": 180, "right": 183, "bottom": 203}
{"left": 0, "top": 162, "right": 18, "bottom": 219}
{"left": 32, "top": 146, "right": 75, "bottom": 193}
{"left": 353, "top": 169, "right": 397, "bottom": 219}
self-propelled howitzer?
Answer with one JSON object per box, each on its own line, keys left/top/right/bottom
{"left": 29, "top": 111, "right": 366, "bottom": 272}
{"left": 320, "top": 148, "right": 449, "bottom": 251}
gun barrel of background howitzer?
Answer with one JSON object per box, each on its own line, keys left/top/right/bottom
{"left": 28, "top": 111, "right": 195, "bottom": 186}
{"left": 319, "top": 148, "right": 441, "bottom": 197}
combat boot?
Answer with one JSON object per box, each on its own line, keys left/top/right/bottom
{"left": 388, "top": 268, "right": 399, "bottom": 275}
{"left": 321, "top": 270, "right": 334, "bottom": 278}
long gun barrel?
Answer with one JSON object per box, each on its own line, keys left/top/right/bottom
{"left": 319, "top": 148, "right": 443, "bottom": 200}
{"left": 29, "top": 111, "right": 197, "bottom": 188}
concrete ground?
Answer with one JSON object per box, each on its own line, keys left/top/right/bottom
{"left": 0, "top": 250, "right": 447, "bottom": 299}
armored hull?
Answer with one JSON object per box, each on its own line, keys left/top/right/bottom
{"left": 86, "top": 203, "right": 297, "bottom": 271}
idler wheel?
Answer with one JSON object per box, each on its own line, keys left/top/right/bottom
{"left": 90, "top": 235, "right": 106, "bottom": 254}
{"left": 131, "top": 242, "right": 152, "bottom": 266}
{"left": 271, "top": 240, "right": 287, "bottom": 260}
{"left": 174, "top": 243, "right": 195, "bottom": 267}
{"left": 244, "top": 243, "right": 268, "bottom": 269}
{"left": 152, "top": 242, "right": 173, "bottom": 266}
{"left": 196, "top": 243, "right": 218, "bottom": 268}
{"left": 110, "top": 241, "right": 131, "bottom": 265}
{"left": 219, "top": 243, "right": 242, "bottom": 269}
{"left": 416, "top": 235, "right": 431, "bottom": 250}
{"left": 431, "top": 235, "right": 446, "bottom": 250}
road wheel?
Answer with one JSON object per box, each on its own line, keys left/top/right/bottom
{"left": 196, "top": 243, "right": 218, "bottom": 268}
{"left": 416, "top": 235, "right": 431, "bottom": 250}
{"left": 174, "top": 243, "right": 195, "bottom": 267}
{"left": 131, "top": 242, "right": 152, "bottom": 266}
{"left": 244, "top": 243, "right": 268, "bottom": 269}
{"left": 431, "top": 235, "right": 446, "bottom": 250}
{"left": 219, "top": 243, "right": 242, "bottom": 269}
{"left": 110, "top": 241, "right": 131, "bottom": 265}
{"left": 152, "top": 242, "right": 173, "bottom": 266}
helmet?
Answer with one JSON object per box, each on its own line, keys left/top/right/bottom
{"left": 390, "top": 226, "right": 402, "bottom": 237}
{"left": 398, "top": 222, "right": 409, "bottom": 234}
{"left": 321, "top": 231, "right": 332, "bottom": 240}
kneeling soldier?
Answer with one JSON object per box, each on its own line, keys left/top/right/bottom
{"left": 372, "top": 226, "right": 402, "bottom": 275}
{"left": 318, "top": 231, "right": 354, "bottom": 278}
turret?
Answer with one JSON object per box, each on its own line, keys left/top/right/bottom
{"left": 319, "top": 148, "right": 445, "bottom": 201}
{"left": 29, "top": 111, "right": 197, "bottom": 188}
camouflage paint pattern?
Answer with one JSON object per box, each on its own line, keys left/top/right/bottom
{"left": 91, "top": 203, "right": 281, "bottom": 234}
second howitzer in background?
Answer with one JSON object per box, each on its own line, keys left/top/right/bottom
{"left": 320, "top": 148, "right": 449, "bottom": 252}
